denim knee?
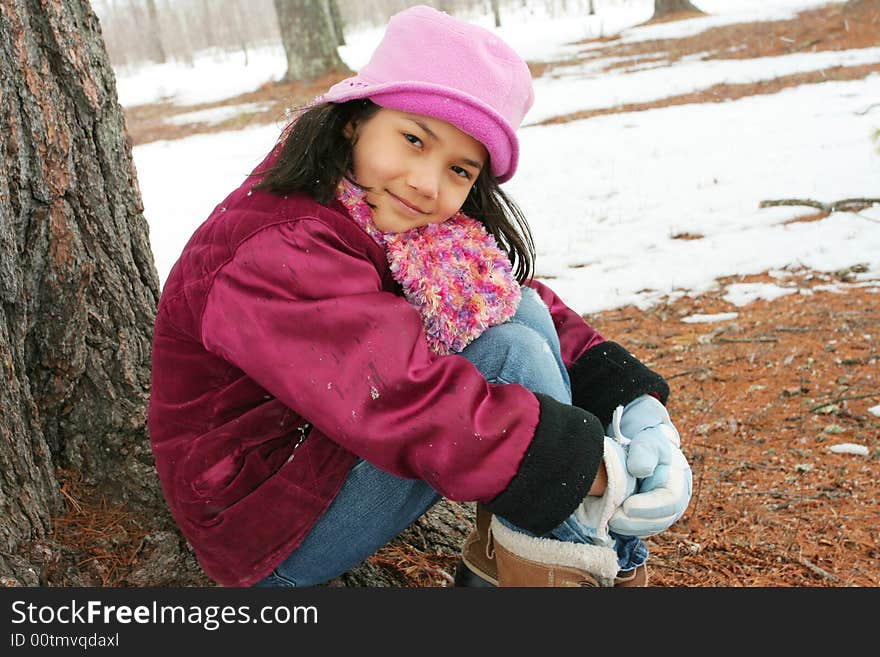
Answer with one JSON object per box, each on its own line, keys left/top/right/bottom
{"left": 511, "top": 287, "right": 557, "bottom": 341}
{"left": 461, "top": 321, "right": 570, "bottom": 402}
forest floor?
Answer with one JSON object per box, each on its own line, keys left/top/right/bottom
{"left": 46, "top": 1, "right": 877, "bottom": 588}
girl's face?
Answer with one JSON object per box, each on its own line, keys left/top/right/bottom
{"left": 345, "top": 108, "right": 487, "bottom": 233}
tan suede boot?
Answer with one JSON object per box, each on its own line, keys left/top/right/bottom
{"left": 613, "top": 564, "right": 649, "bottom": 587}
{"left": 456, "top": 506, "right": 650, "bottom": 587}
{"left": 456, "top": 504, "right": 498, "bottom": 586}
{"left": 490, "top": 516, "right": 620, "bottom": 587}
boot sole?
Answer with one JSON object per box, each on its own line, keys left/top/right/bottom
{"left": 454, "top": 558, "right": 497, "bottom": 587}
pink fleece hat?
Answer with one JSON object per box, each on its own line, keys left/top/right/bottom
{"left": 320, "top": 5, "right": 534, "bottom": 183}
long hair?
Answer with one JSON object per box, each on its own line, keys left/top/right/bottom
{"left": 254, "top": 100, "right": 535, "bottom": 283}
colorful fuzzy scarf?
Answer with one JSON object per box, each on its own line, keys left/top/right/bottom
{"left": 337, "top": 178, "right": 522, "bottom": 355}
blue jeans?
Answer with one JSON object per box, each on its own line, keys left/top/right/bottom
{"left": 255, "top": 287, "right": 644, "bottom": 587}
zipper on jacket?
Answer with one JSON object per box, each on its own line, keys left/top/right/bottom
{"left": 286, "top": 422, "right": 311, "bottom": 463}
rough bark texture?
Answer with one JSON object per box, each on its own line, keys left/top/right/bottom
{"left": 653, "top": 0, "right": 703, "bottom": 17}
{"left": 273, "top": 0, "right": 348, "bottom": 83}
{"left": 0, "top": 0, "right": 162, "bottom": 584}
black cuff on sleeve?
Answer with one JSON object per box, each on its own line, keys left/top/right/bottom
{"left": 484, "top": 393, "right": 605, "bottom": 536}
{"left": 569, "top": 341, "right": 670, "bottom": 428}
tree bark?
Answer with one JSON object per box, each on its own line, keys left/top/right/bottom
{"left": 273, "top": 0, "right": 349, "bottom": 83}
{"left": 327, "top": 0, "right": 345, "bottom": 47}
{"left": 652, "top": 0, "right": 703, "bottom": 18}
{"left": 0, "top": 0, "right": 162, "bottom": 584}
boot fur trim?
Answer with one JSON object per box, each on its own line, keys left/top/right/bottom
{"left": 489, "top": 516, "right": 620, "bottom": 587}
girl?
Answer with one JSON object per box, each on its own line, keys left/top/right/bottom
{"left": 148, "top": 5, "right": 691, "bottom": 588}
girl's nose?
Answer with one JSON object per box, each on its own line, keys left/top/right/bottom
{"left": 406, "top": 162, "right": 439, "bottom": 200}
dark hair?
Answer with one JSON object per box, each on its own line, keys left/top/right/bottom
{"left": 254, "top": 100, "right": 535, "bottom": 282}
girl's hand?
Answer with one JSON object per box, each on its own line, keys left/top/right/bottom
{"left": 588, "top": 460, "right": 607, "bottom": 496}
{"left": 607, "top": 446, "right": 693, "bottom": 538}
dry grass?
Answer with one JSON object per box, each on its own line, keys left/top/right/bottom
{"left": 49, "top": 469, "right": 152, "bottom": 586}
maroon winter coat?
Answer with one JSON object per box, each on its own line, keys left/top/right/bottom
{"left": 148, "top": 154, "right": 668, "bottom": 587}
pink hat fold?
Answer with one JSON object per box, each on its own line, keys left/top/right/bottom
{"left": 320, "top": 5, "right": 534, "bottom": 182}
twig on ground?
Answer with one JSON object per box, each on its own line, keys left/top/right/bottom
{"left": 715, "top": 336, "right": 779, "bottom": 344}
{"left": 854, "top": 102, "right": 880, "bottom": 115}
{"left": 707, "top": 454, "right": 788, "bottom": 471}
{"left": 669, "top": 355, "right": 748, "bottom": 380}
{"left": 796, "top": 554, "right": 839, "bottom": 583}
{"left": 789, "top": 37, "right": 822, "bottom": 53}
{"left": 759, "top": 197, "right": 880, "bottom": 213}
{"left": 809, "top": 391, "right": 880, "bottom": 412}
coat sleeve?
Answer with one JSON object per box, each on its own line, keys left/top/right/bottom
{"left": 527, "top": 279, "right": 670, "bottom": 427}
{"left": 200, "top": 217, "right": 604, "bottom": 535}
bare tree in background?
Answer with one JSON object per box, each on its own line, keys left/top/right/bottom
{"left": 328, "top": 0, "right": 346, "bottom": 46}
{"left": 0, "top": 0, "right": 163, "bottom": 584}
{"left": 490, "top": 0, "right": 502, "bottom": 26}
{"left": 144, "top": 0, "right": 167, "bottom": 63}
{"left": 652, "top": 0, "right": 703, "bottom": 18}
{"left": 274, "top": 0, "right": 349, "bottom": 83}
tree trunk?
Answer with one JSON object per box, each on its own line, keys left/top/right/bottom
{"left": 200, "top": 0, "right": 216, "bottom": 50}
{"left": 229, "top": 0, "right": 251, "bottom": 66}
{"left": 144, "top": 0, "right": 167, "bottom": 64}
{"left": 0, "top": 0, "right": 162, "bottom": 584}
{"left": 273, "top": 0, "right": 349, "bottom": 83}
{"left": 490, "top": 0, "right": 501, "bottom": 27}
{"left": 327, "top": 0, "right": 346, "bottom": 47}
{"left": 653, "top": 0, "right": 703, "bottom": 18}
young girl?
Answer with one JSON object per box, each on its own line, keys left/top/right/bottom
{"left": 148, "top": 5, "right": 691, "bottom": 588}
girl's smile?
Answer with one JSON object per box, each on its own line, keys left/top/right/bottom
{"left": 387, "top": 190, "right": 428, "bottom": 217}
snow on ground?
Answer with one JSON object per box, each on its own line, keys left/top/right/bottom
{"left": 128, "top": 1, "right": 880, "bottom": 317}
{"left": 529, "top": 47, "right": 880, "bottom": 124}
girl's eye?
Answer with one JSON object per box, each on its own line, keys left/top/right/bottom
{"left": 403, "top": 133, "right": 422, "bottom": 147}
{"left": 451, "top": 166, "right": 471, "bottom": 180}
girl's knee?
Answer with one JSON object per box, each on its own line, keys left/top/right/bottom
{"left": 482, "top": 321, "right": 548, "bottom": 359}
{"left": 512, "top": 287, "right": 556, "bottom": 337}
{"left": 466, "top": 322, "right": 554, "bottom": 380}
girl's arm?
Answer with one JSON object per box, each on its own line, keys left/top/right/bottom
{"left": 199, "top": 217, "right": 605, "bottom": 535}
{"left": 526, "top": 279, "right": 669, "bottom": 427}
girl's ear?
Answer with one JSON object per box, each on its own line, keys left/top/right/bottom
{"left": 343, "top": 119, "right": 357, "bottom": 139}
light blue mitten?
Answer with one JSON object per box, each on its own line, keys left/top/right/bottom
{"left": 605, "top": 395, "right": 692, "bottom": 537}
{"left": 607, "top": 446, "right": 692, "bottom": 537}
{"left": 610, "top": 394, "right": 681, "bottom": 491}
